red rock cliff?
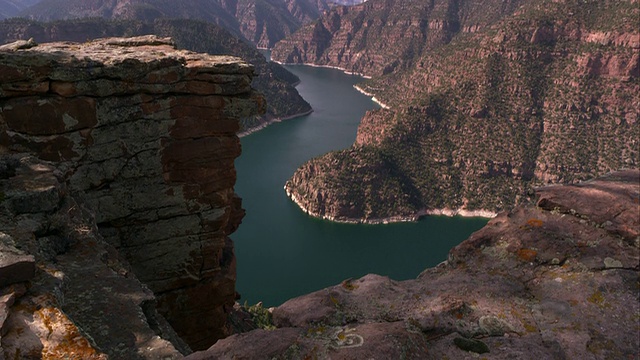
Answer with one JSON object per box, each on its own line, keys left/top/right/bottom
{"left": 0, "top": 36, "right": 264, "bottom": 350}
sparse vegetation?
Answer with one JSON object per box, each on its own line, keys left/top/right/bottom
{"left": 243, "top": 301, "right": 276, "bottom": 330}
{"left": 284, "top": 0, "right": 639, "bottom": 222}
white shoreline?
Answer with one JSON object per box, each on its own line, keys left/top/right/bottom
{"left": 238, "top": 109, "right": 314, "bottom": 138}
{"left": 239, "top": 63, "right": 383, "bottom": 137}
{"left": 272, "top": 60, "right": 372, "bottom": 79}
{"left": 353, "top": 84, "right": 390, "bottom": 109}
{"left": 285, "top": 185, "right": 496, "bottom": 224}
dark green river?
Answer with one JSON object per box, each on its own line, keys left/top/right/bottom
{"left": 233, "top": 61, "right": 487, "bottom": 307}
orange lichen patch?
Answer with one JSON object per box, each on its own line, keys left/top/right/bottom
{"left": 341, "top": 279, "right": 359, "bottom": 291}
{"left": 35, "top": 307, "right": 106, "bottom": 360}
{"left": 517, "top": 248, "right": 538, "bottom": 262}
{"left": 307, "top": 325, "right": 327, "bottom": 336}
{"left": 526, "top": 218, "right": 544, "bottom": 228}
{"left": 523, "top": 321, "right": 538, "bottom": 333}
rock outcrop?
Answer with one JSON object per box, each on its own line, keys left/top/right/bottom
{"left": 282, "top": 0, "right": 639, "bottom": 222}
{"left": 190, "top": 170, "right": 640, "bottom": 359}
{"left": 0, "top": 35, "right": 264, "bottom": 351}
{"left": 0, "top": 17, "right": 312, "bottom": 134}
{"left": 1, "top": 154, "right": 187, "bottom": 359}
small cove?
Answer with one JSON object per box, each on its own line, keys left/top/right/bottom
{"left": 233, "top": 58, "right": 488, "bottom": 307}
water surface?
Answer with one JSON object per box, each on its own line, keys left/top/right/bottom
{"left": 233, "top": 63, "right": 487, "bottom": 306}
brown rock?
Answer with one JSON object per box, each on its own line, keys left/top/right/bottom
{"left": 0, "top": 36, "right": 263, "bottom": 351}
{"left": 0, "top": 241, "right": 34, "bottom": 287}
{"left": 536, "top": 169, "right": 640, "bottom": 241}
{"left": 0, "top": 154, "right": 184, "bottom": 359}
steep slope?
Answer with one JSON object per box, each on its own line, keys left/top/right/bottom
{"left": 0, "top": 36, "right": 264, "bottom": 351}
{"left": 272, "top": 0, "right": 528, "bottom": 76}
{"left": 235, "top": 0, "right": 329, "bottom": 48}
{"left": 191, "top": 170, "right": 640, "bottom": 359}
{"left": 283, "top": 0, "right": 639, "bottom": 222}
{"left": 19, "top": 0, "right": 329, "bottom": 47}
{"left": 0, "top": 17, "right": 311, "bottom": 133}
{"left": 1, "top": 154, "right": 187, "bottom": 358}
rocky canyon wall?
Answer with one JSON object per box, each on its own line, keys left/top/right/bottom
{"left": 0, "top": 36, "right": 264, "bottom": 353}
{"left": 191, "top": 170, "right": 640, "bottom": 359}
{"left": 281, "top": 0, "right": 639, "bottom": 223}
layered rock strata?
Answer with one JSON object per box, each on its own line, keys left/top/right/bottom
{"left": 0, "top": 17, "right": 312, "bottom": 134}
{"left": 272, "top": 0, "right": 527, "bottom": 76}
{"left": 282, "top": 0, "right": 639, "bottom": 222}
{"left": 0, "top": 154, "right": 186, "bottom": 359}
{"left": 191, "top": 170, "right": 640, "bottom": 359}
{"left": 0, "top": 36, "right": 264, "bottom": 350}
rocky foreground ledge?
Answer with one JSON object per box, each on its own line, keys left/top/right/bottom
{"left": 193, "top": 170, "right": 639, "bottom": 359}
{"left": 0, "top": 36, "right": 264, "bottom": 356}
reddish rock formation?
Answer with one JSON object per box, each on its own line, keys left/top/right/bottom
{"left": 190, "top": 170, "right": 640, "bottom": 359}
{"left": 272, "top": 0, "right": 528, "bottom": 76}
{"left": 0, "top": 36, "right": 264, "bottom": 351}
{"left": 281, "top": 0, "right": 639, "bottom": 222}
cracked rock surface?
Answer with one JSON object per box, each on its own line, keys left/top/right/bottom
{"left": 0, "top": 154, "right": 186, "bottom": 359}
{"left": 0, "top": 36, "right": 264, "bottom": 351}
{"left": 190, "top": 170, "right": 639, "bottom": 359}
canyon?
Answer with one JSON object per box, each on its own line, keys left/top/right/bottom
{"left": 0, "top": 1, "right": 639, "bottom": 359}
{"left": 193, "top": 169, "right": 640, "bottom": 359}
{"left": 16, "top": 0, "right": 330, "bottom": 48}
{"left": 0, "top": 34, "right": 638, "bottom": 359}
{"left": 276, "top": 0, "right": 639, "bottom": 223}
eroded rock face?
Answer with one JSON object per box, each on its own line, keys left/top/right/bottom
{"left": 191, "top": 170, "right": 640, "bottom": 359}
{"left": 0, "top": 154, "right": 186, "bottom": 359}
{"left": 0, "top": 36, "right": 264, "bottom": 350}
{"left": 281, "top": 0, "right": 639, "bottom": 222}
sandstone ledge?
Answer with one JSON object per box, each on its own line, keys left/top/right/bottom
{"left": 194, "top": 170, "right": 639, "bottom": 359}
{"left": 0, "top": 36, "right": 255, "bottom": 98}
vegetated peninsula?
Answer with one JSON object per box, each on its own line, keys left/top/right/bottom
{"left": 278, "top": 0, "right": 639, "bottom": 223}
{"left": 0, "top": 17, "right": 312, "bottom": 133}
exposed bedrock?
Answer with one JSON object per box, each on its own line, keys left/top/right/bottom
{"left": 0, "top": 35, "right": 264, "bottom": 351}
